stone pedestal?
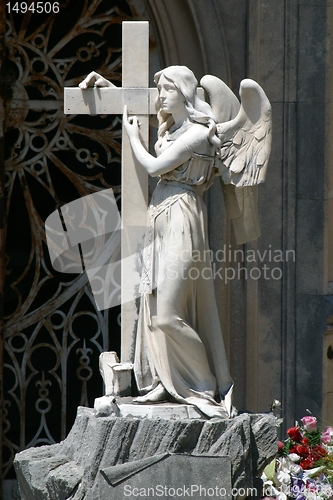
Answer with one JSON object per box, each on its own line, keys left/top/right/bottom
{"left": 14, "top": 407, "right": 278, "bottom": 500}
{"left": 94, "top": 396, "right": 209, "bottom": 419}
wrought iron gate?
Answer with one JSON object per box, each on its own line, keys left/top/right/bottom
{"left": 2, "top": 0, "right": 136, "bottom": 479}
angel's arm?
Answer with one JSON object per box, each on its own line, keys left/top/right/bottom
{"left": 123, "top": 106, "right": 192, "bottom": 177}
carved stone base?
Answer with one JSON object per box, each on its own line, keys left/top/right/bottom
{"left": 94, "top": 396, "right": 205, "bottom": 419}
{"left": 14, "top": 407, "right": 278, "bottom": 500}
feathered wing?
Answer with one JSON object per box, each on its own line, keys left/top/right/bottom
{"left": 200, "top": 74, "right": 240, "bottom": 123}
{"left": 201, "top": 76, "right": 272, "bottom": 244}
{"left": 215, "top": 79, "right": 272, "bottom": 187}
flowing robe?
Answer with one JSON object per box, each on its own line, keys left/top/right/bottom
{"left": 134, "top": 123, "right": 233, "bottom": 417}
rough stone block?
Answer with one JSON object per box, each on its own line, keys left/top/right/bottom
{"left": 46, "top": 462, "right": 84, "bottom": 499}
{"left": 14, "top": 407, "right": 278, "bottom": 500}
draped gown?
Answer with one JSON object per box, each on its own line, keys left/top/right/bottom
{"left": 134, "top": 122, "right": 233, "bottom": 417}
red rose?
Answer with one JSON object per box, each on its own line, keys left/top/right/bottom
{"left": 310, "top": 445, "right": 327, "bottom": 461}
{"left": 289, "top": 446, "right": 297, "bottom": 454}
{"left": 277, "top": 440, "right": 285, "bottom": 453}
{"left": 287, "top": 426, "right": 302, "bottom": 442}
{"left": 301, "top": 437, "right": 309, "bottom": 445}
{"left": 295, "top": 444, "right": 309, "bottom": 457}
{"left": 300, "top": 457, "right": 314, "bottom": 470}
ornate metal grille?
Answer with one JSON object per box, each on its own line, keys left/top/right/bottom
{"left": 3, "top": 0, "right": 135, "bottom": 478}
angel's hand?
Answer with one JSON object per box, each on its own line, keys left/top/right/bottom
{"left": 216, "top": 123, "right": 228, "bottom": 141}
{"left": 123, "top": 105, "right": 141, "bottom": 141}
{"left": 79, "top": 71, "right": 114, "bottom": 89}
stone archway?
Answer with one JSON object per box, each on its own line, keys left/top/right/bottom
{"left": 144, "top": 0, "right": 231, "bottom": 82}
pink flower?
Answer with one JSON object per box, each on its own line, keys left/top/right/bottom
{"left": 301, "top": 416, "right": 317, "bottom": 433}
{"left": 321, "top": 426, "right": 333, "bottom": 444}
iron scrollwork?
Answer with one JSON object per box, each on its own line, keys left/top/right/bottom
{"left": 3, "top": 0, "right": 133, "bottom": 478}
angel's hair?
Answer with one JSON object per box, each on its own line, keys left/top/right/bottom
{"left": 154, "top": 66, "right": 221, "bottom": 150}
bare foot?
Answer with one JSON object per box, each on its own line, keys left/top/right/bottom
{"left": 133, "top": 384, "right": 169, "bottom": 403}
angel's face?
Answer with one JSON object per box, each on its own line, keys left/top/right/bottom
{"left": 157, "top": 74, "right": 185, "bottom": 114}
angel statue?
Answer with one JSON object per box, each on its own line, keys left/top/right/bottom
{"left": 79, "top": 66, "right": 271, "bottom": 418}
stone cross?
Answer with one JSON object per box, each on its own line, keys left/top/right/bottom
{"left": 64, "top": 21, "right": 156, "bottom": 364}
{"left": 64, "top": 21, "right": 206, "bottom": 366}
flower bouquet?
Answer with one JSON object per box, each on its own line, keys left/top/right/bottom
{"left": 262, "top": 416, "right": 333, "bottom": 500}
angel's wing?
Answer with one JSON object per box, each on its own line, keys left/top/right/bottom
{"left": 215, "top": 79, "right": 272, "bottom": 187}
{"left": 200, "top": 75, "right": 240, "bottom": 123}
